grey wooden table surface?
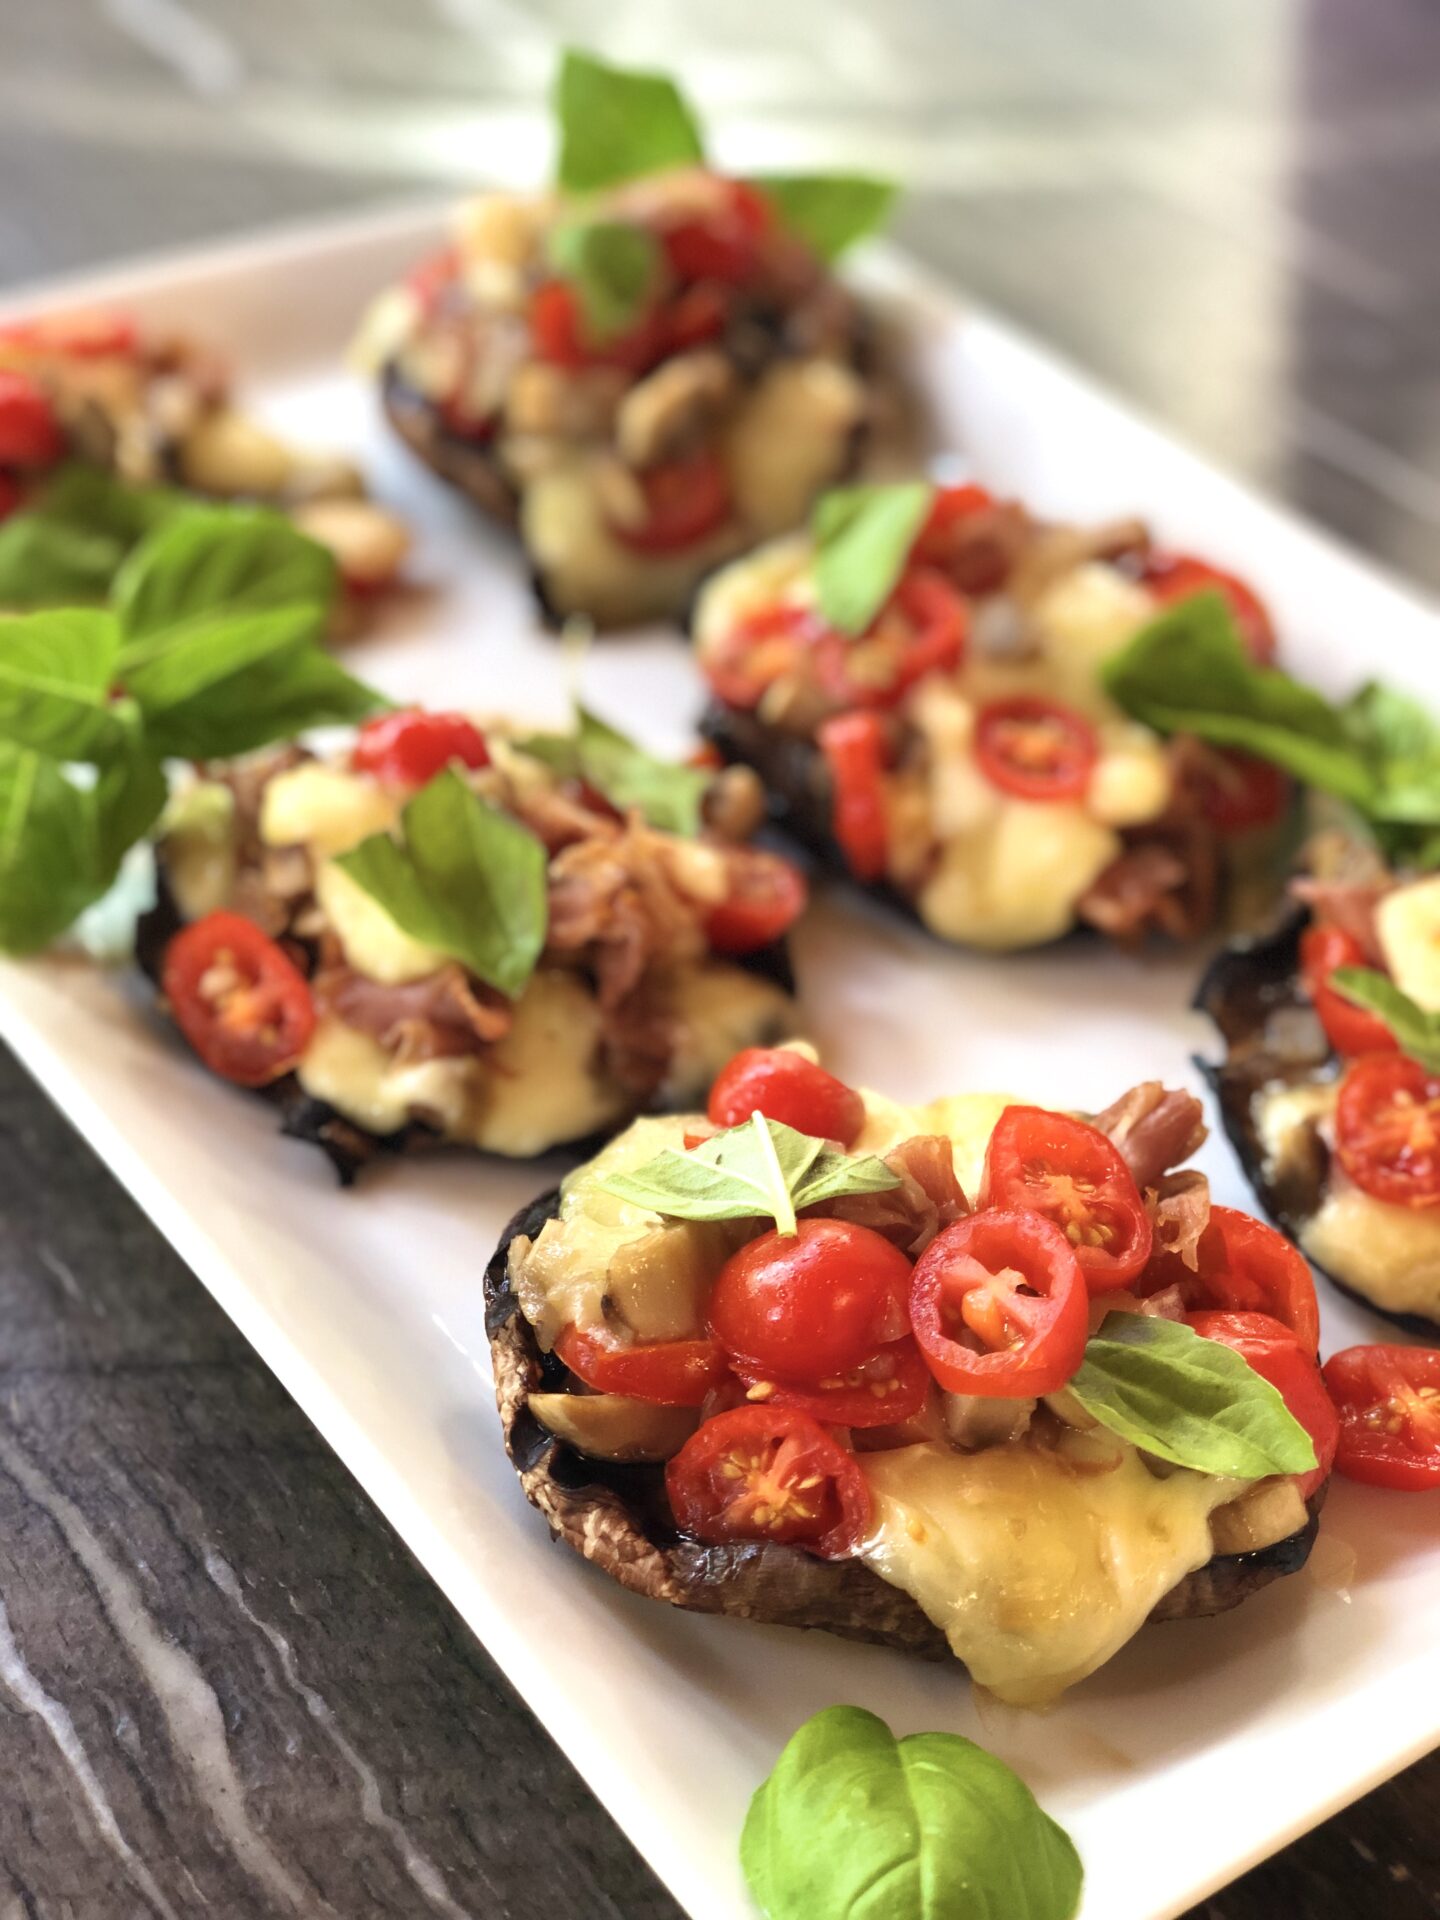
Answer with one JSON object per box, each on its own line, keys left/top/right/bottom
{"left": 1, "top": 2, "right": 1438, "bottom": 1916}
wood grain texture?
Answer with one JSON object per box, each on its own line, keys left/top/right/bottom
{"left": 0, "top": 1, "right": 1438, "bottom": 1914}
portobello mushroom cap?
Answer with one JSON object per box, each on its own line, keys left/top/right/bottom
{"left": 485, "top": 1189, "right": 1325, "bottom": 1663}
{"left": 1195, "top": 908, "right": 1440, "bottom": 1335}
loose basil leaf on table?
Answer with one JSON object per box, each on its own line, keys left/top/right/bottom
{"left": 813, "top": 481, "right": 933, "bottom": 638}
{"left": 0, "top": 464, "right": 191, "bottom": 609}
{"left": 742, "top": 1705, "right": 1082, "bottom": 1920}
{"left": 517, "top": 705, "right": 710, "bottom": 836}
{"left": 336, "top": 769, "right": 549, "bottom": 1000}
{"left": 1069, "top": 1312, "right": 1318, "bottom": 1479}
{"left": 544, "top": 221, "right": 661, "bottom": 344}
{"left": 1332, "top": 967, "right": 1440, "bottom": 1072}
{"left": 599, "top": 1112, "right": 900, "bottom": 1236}
{"left": 554, "top": 48, "right": 705, "bottom": 193}
{"left": 751, "top": 174, "right": 896, "bottom": 260}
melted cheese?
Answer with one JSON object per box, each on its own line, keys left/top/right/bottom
{"left": 859, "top": 1434, "right": 1239, "bottom": 1707}
{"left": 917, "top": 800, "right": 1121, "bottom": 950}
{"left": 722, "top": 359, "right": 865, "bottom": 532}
{"left": 259, "top": 764, "right": 399, "bottom": 856}
{"left": 314, "top": 859, "right": 448, "bottom": 985}
{"left": 657, "top": 963, "right": 796, "bottom": 1106}
{"left": 853, "top": 1089, "right": 1014, "bottom": 1200}
{"left": 160, "top": 780, "right": 237, "bottom": 921}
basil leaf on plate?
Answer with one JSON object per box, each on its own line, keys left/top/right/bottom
{"left": 0, "top": 608, "right": 126, "bottom": 761}
{"left": 1331, "top": 967, "right": 1440, "bottom": 1072}
{"left": 753, "top": 174, "right": 896, "bottom": 260}
{"left": 0, "top": 465, "right": 190, "bottom": 609}
{"left": 813, "top": 482, "right": 933, "bottom": 637}
{"left": 599, "top": 1112, "right": 900, "bottom": 1236}
{"left": 1070, "top": 1312, "right": 1318, "bottom": 1480}
{"left": 335, "top": 768, "right": 548, "bottom": 999}
{"left": 516, "top": 705, "right": 710, "bottom": 836}
{"left": 545, "top": 221, "right": 660, "bottom": 345}
{"left": 742, "top": 1706, "right": 1082, "bottom": 1920}
{"left": 554, "top": 49, "right": 704, "bottom": 193}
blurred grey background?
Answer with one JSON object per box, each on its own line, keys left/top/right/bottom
{"left": 7, "top": 0, "right": 1440, "bottom": 593}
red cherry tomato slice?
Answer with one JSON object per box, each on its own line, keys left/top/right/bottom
{"left": 1300, "top": 924, "right": 1399, "bottom": 1059}
{"left": 660, "top": 180, "right": 772, "bottom": 285}
{"left": 1142, "top": 552, "right": 1278, "bottom": 665}
{"left": 665, "top": 281, "right": 731, "bottom": 351}
{"left": 162, "top": 911, "right": 315, "bottom": 1088}
{"left": 705, "top": 847, "right": 807, "bottom": 954}
{"left": 1335, "top": 1055, "right": 1440, "bottom": 1210}
{"left": 1140, "top": 1205, "right": 1320, "bottom": 1356}
{"left": 352, "top": 710, "right": 490, "bottom": 788}
{"left": 982, "top": 1106, "right": 1153, "bottom": 1291}
{"left": 707, "top": 1047, "right": 866, "bottom": 1146}
{"left": 911, "top": 483, "right": 995, "bottom": 566}
{"left": 1322, "top": 1343, "right": 1440, "bottom": 1491}
{"left": 975, "top": 697, "right": 1098, "bottom": 802}
{"left": 1187, "top": 1310, "right": 1336, "bottom": 1499}
{"left": 734, "top": 1338, "right": 930, "bottom": 1428}
{"left": 1195, "top": 748, "right": 1291, "bottom": 834}
{"left": 0, "top": 371, "right": 64, "bottom": 470}
{"left": 817, "top": 709, "right": 889, "bottom": 882}
{"left": 707, "top": 1218, "right": 913, "bottom": 1382}
{"left": 909, "top": 1207, "right": 1088, "bottom": 1397}
{"left": 665, "top": 1404, "right": 871, "bottom": 1558}
{"left": 810, "top": 568, "right": 968, "bottom": 710}
{"left": 702, "top": 600, "right": 821, "bottom": 708}
{"left": 554, "top": 1325, "right": 728, "bottom": 1408}
{"left": 607, "top": 451, "right": 732, "bottom": 555}
{"left": 529, "top": 279, "right": 660, "bottom": 373}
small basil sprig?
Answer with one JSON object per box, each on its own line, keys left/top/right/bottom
{"left": 1069, "top": 1313, "right": 1318, "bottom": 1480}
{"left": 335, "top": 769, "right": 548, "bottom": 1000}
{"left": 742, "top": 1707, "right": 1082, "bottom": 1920}
{"left": 599, "top": 1112, "right": 899, "bottom": 1236}
{"left": 752, "top": 175, "right": 896, "bottom": 262}
{"left": 813, "top": 482, "right": 933, "bottom": 637}
{"left": 544, "top": 220, "right": 661, "bottom": 345}
{"left": 1332, "top": 967, "right": 1440, "bottom": 1071}
{"left": 0, "top": 464, "right": 190, "bottom": 609}
{"left": 518, "top": 704, "right": 710, "bottom": 836}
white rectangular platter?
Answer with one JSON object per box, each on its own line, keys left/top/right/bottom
{"left": 1, "top": 206, "right": 1437, "bottom": 1920}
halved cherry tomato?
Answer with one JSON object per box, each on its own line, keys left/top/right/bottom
{"left": 607, "top": 451, "right": 732, "bottom": 554}
{"left": 352, "top": 709, "right": 490, "bottom": 788}
{"left": 554, "top": 1325, "right": 728, "bottom": 1408}
{"left": 705, "top": 847, "right": 807, "bottom": 954}
{"left": 1141, "top": 552, "right": 1278, "bottom": 665}
{"left": 810, "top": 569, "right": 968, "bottom": 710}
{"left": 162, "top": 911, "right": 315, "bottom": 1088}
{"left": 665, "top": 281, "right": 730, "bottom": 352}
{"left": 0, "top": 472, "right": 23, "bottom": 521}
{"left": 529, "top": 279, "right": 660, "bottom": 373}
{"left": 707, "top": 1047, "right": 866, "bottom": 1146}
{"left": 911, "top": 483, "right": 995, "bottom": 567}
{"left": 818, "top": 709, "right": 889, "bottom": 882}
{"left": 665, "top": 1404, "right": 870, "bottom": 1558}
{"left": 660, "top": 180, "right": 773, "bottom": 286}
{"left": 909, "top": 1207, "right": 1088, "bottom": 1397}
{"left": 0, "top": 372, "right": 63, "bottom": 470}
{"left": 1322, "top": 1344, "right": 1440, "bottom": 1491}
{"left": 1194, "top": 747, "right": 1290, "bottom": 834}
{"left": 982, "top": 1106, "right": 1152, "bottom": 1290}
{"left": 707, "top": 1218, "right": 913, "bottom": 1382}
{"left": 975, "top": 697, "right": 1098, "bottom": 802}
{"left": 701, "top": 600, "right": 817, "bottom": 708}
{"left": 1300, "top": 924, "right": 1398, "bottom": 1059}
{"left": 1139, "top": 1205, "right": 1320, "bottom": 1356}
{"left": 1335, "top": 1055, "right": 1440, "bottom": 1210}
{"left": 0, "top": 309, "right": 137, "bottom": 359}
{"left": 735, "top": 1337, "right": 930, "bottom": 1428}
{"left": 1187, "top": 1310, "right": 1336, "bottom": 1499}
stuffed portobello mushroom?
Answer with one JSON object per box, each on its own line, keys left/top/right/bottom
{"left": 693, "top": 478, "right": 1296, "bottom": 953}
{"left": 141, "top": 710, "right": 804, "bottom": 1180}
{"left": 488, "top": 1046, "right": 1332, "bottom": 1708}
{"left": 356, "top": 51, "right": 892, "bottom": 629}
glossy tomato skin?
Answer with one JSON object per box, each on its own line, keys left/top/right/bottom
{"left": 1186, "top": 1309, "right": 1336, "bottom": 1499}
{"left": 909, "top": 1208, "right": 1088, "bottom": 1397}
{"left": 982, "top": 1105, "right": 1152, "bottom": 1290}
{"left": 707, "top": 1218, "right": 913, "bottom": 1382}
{"left": 734, "top": 1337, "right": 931, "bottom": 1427}
{"left": 529, "top": 279, "right": 660, "bottom": 373}
{"left": 1299, "top": 924, "right": 1399, "bottom": 1059}
{"left": 1335, "top": 1055, "right": 1440, "bottom": 1210}
{"left": 810, "top": 568, "right": 968, "bottom": 711}
{"left": 1322, "top": 1344, "right": 1440, "bottom": 1491}
{"left": 975, "top": 697, "right": 1098, "bottom": 802}
{"left": 704, "top": 848, "right": 807, "bottom": 954}
{"left": 607, "top": 451, "right": 732, "bottom": 555}
{"left": 1140, "top": 1205, "right": 1320, "bottom": 1356}
{"left": 660, "top": 180, "right": 773, "bottom": 286}
{"left": 1141, "top": 552, "right": 1278, "bottom": 665}
{"left": 911, "top": 483, "right": 995, "bottom": 567}
{"left": 1195, "top": 748, "right": 1290, "bottom": 834}
{"left": 707, "top": 1047, "right": 866, "bottom": 1146}
{"left": 0, "top": 371, "right": 64, "bottom": 469}
{"left": 554, "top": 1325, "right": 728, "bottom": 1407}
{"left": 352, "top": 710, "right": 490, "bottom": 788}
{"left": 162, "top": 911, "right": 315, "bottom": 1088}
{"left": 817, "top": 709, "right": 889, "bottom": 882}
{"left": 665, "top": 1404, "right": 870, "bottom": 1558}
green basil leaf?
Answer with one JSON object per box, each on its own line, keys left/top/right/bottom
{"left": 813, "top": 482, "right": 932, "bottom": 637}
{"left": 142, "top": 645, "right": 386, "bottom": 761}
{"left": 599, "top": 1113, "right": 900, "bottom": 1235}
{"left": 89, "top": 702, "right": 168, "bottom": 880}
{"left": 335, "top": 769, "right": 548, "bottom": 999}
{"left": 753, "top": 174, "right": 895, "bottom": 260}
{"left": 554, "top": 48, "right": 704, "bottom": 193}
{"left": 515, "top": 706, "right": 710, "bottom": 834}
{"left": 0, "top": 465, "right": 190, "bottom": 609}
{"left": 742, "top": 1706, "right": 1082, "bottom": 1920}
{"left": 1070, "top": 1312, "right": 1318, "bottom": 1480}
{"left": 1343, "top": 681, "right": 1440, "bottom": 829}
{"left": 1331, "top": 967, "right": 1440, "bottom": 1072}
{"left": 545, "top": 221, "right": 660, "bottom": 345}
{"left": 0, "top": 608, "right": 125, "bottom": 761}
